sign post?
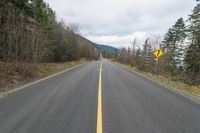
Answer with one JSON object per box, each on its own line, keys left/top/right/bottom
{"left": 154, "top": 58, "right": 158, "bottom": 75}
{"left": 153, "top": 49, "right": 164, "bottom": 75}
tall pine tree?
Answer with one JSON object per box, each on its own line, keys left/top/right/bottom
{"left": 185, "top": 0, "right": 200, "bottom": 84}
{"left": 162, "top": 17, "right": 186, "bottom": 74}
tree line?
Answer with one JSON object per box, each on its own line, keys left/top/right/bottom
{"left": 116, "top": 0, "right": 200, "bottom": 86}
{"left": 0, "top": 0, "right": 99, "bottom": 63}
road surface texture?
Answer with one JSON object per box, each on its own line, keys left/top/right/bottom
{"left": 0, "top": 60, "right": 200, "bottom": 133}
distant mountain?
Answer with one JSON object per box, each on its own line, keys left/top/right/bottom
{"left": 76, "top": 35, "right": 118, "bottom": 54}
{"left": 93, "top": 43, "right": 118, "bottom": 54}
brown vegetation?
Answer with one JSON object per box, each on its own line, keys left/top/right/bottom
{"left": 0, "top": 2, "right": 47, "bottom": 62}
{"left": 0, "top": 59, "right": 87, "bottom": 92}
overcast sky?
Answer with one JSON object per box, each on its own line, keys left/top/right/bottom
{"left": 45, "top": 0, "right": 196, "bottom": 48}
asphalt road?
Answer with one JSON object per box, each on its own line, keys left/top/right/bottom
{"left": 0, "top": 60, "right": 200, "bottom": 133}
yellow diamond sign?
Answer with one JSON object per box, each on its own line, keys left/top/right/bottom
{"left": 154, "top": 49, "right": 164, "bottom": 58}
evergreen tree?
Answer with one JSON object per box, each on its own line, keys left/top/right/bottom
{"left": 7, "top": 0, "right": 33, "bottom": 16}
{"left": 172, "top": 18, "right": 187, "bottom": 68}
{"left": 162, "top": 18, "right": 186, "bottom": 73}
{"left": 185, "top": 0, "right": 200, "bottom": 84}
{"left": 30, "top": 0, "right": 55, "bottom": 26}
{"left": 139, "top": 38, "right": 153, "bottom": 71}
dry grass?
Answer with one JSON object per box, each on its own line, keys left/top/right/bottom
{"left": 116, "top": 62, "right": 200, "bottom": 97}
{"left": 0, "top": 59, "right": 87, "bottom": 93}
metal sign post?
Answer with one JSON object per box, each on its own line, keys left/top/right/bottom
{"left": 155, "top": 58, "right": 158, "bottom": 75}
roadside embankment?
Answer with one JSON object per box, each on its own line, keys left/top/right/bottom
{"left": 0, "top": 59, "right": 87, "bottom": 95}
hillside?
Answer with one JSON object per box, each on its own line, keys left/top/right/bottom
{"left": 77, "top": 35, "right": 118, "bottom": 54}
{"left": 93, "top": 43, "right": 118, "bottom": 54}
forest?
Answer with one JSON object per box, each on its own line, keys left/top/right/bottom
{"left": 0, "top": 0, "right": 99, "bottom": 63}
{"left": 116, "top": 0, "right": 200, "bottom": 86}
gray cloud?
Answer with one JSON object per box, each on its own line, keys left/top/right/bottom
{"left": 45, "top": 0, "right": 196, "bottom": 48}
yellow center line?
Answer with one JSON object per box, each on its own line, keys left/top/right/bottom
{"left": 96, "top": 62, "right": 103, "bottom": 133}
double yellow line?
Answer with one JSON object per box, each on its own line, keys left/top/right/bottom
{"left": 96, "top": 63, "right": 103, "bottom": 133}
